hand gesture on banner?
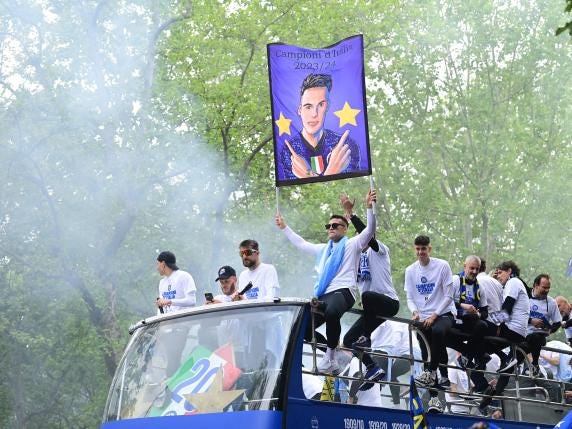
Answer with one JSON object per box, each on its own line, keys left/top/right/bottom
{"left": 285, "top": 140, "right": 317, "bottom": 179}
{"left": 323, "top": 130, "right": 351, "bottom": 175}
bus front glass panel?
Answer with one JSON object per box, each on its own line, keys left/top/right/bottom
{"left": 103, "top": 305, "right": 299, "bottom": 421}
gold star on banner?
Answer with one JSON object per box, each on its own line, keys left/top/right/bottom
{"left": 334, "top": 101, "right": 361, "bottom": 127}
{"left": 184, "top": 368, "right": 245, "bottom": 414}
{"left": 275, "top": 112, "right": 292, "bottom": 136}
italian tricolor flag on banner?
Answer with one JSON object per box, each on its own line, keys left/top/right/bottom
{"left": 149, "top": 343, "right": 241, "bottom": 416}
{"left": 311, "top": 155, "right": 324, "bottom": 175}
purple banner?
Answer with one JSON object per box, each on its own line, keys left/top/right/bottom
{"left": 268, "top": 35, "right": 372, "bottom": 187}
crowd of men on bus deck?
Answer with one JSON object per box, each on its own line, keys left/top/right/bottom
{"left": 153, "top": 186, "right": 572, "bottom": 415}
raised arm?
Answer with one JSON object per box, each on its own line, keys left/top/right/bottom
{"left": 275, "top": 212, "right": 323, "bottom": 255}
{"left": 351, "top": 188, "right": 377, "bottom": 250}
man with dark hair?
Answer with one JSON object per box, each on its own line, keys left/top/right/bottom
{"left": 525, "top": 274, "right": 561, "bottom": 376}
{"left": 156, "top": 251, "right": 197, "bottom": 313}
{"left": 339, "top": 193, "right": 399, "bottom": 390}
{"left": 236, "top": 239, "right": 280, "bottom": 300}
{"left": 275, "top": 188, "right": 376, "bottom": 374}
{"left": 477, "top": 260, "right": 530, "bottom": 414}
{"left": 281, "top": 73, "right": 360, "bottom": 179}
{"left": 404, "top": 235, "right": 455, "bottom": 413}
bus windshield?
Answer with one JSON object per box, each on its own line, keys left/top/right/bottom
{"left": 103, "top": 304, "right": 300, "bottom": 421}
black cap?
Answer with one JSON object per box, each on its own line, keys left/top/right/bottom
{"left": 157, "top": 251, "right": 179, "bottom": 270}
{"left": 215, "top": 265, "right": 236, "bottom": 282}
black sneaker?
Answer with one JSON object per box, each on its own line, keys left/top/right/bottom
{"left": 358, "top": 365, "right": 386, "bottom": 391}
{"left": 351, "top": 335, "right": 371, "bottom": 351}
{"left": 457, "top": 355, "right": 470, "bottom": 370}
{"left": 438, "top": 377, "right": 451, "bottom": 389}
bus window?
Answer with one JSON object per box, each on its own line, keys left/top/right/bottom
{"left": 103, "top": 305, "right": 300, "bottom": 421}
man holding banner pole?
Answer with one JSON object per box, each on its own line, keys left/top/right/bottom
{"left": 274, "top": 188, "right": 376, "bottom": 374}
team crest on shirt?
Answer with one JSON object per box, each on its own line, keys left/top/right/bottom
{"left": 421, "top": 276, "right": 427, "bottom": 283}
{"left": 532, "top": 304, "right": 538, "bottom": 311}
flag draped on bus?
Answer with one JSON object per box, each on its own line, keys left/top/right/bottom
{"left": 409, "top": 376, "right": 429, "bottom": 429}
{"left": 267, "top": 35, "right": 372, "bottom": 187}
{"left": 554, "top": 407, "right": 572, "bottom": 429}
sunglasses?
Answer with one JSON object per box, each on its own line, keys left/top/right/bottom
{"left": 325, "top": 223, "right": 345, "bottom": 230}
{"left": 239, "top": 249, "right": 258, "bottom": 257}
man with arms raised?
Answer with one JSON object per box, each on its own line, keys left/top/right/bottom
{"left": 405, "top": 235, "right": 455, "bottom": 413}
{"left": 340, "top": 193, "right": 399, "bottom": 390}
{"left": 275, "top": 188, "right": 376, "bottom": 374}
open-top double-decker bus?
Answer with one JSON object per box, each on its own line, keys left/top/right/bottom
{"left": 101, "top": 298, "right": 571, "bottom": 429}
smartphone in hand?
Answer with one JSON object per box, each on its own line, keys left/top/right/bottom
{"left": 204, "top": 292, "right": 214, "bottom": 302}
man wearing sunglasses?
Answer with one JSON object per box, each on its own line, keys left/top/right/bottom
{"left": 235, "top": 239, "right": 280, "bottom": 301}
{"left": 275, "top": 188, "right": 376, "bottom": 374}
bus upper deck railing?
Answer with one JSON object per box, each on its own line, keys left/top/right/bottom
{"left": 304, "top": 305, "right": 572, "bottom": 421}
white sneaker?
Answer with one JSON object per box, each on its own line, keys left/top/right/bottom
{"left": 317, "top": 355, "right": 340, "bottom": 374}
{"left": 415, "top": 370, "right": 436, "bottom": 387}
{"left": 427, "top": 396, "right": 444, "bottom": 413}
{"left": 498, "top": 357, "right": 517, "bottom": 373}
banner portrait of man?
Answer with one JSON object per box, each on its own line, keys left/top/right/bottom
{"left": 267, "top": 35, "right": 372, "bottom": 187}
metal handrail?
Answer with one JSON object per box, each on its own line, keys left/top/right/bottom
{"left": 304, "top": 306, "right": 572, "bottom": 417}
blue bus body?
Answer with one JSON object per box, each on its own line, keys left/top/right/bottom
{"left": 101, "top": 300, "right": 566, "bottom": 429}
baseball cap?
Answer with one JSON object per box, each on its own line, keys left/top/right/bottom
{"left": 215, "top": 265, "right": 236, "bottom": 282}
{"left": 157, "top": 251, "right": 179, "bottom": 270}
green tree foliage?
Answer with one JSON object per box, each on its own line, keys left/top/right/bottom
{"left": 556, "top": 0, "right": 572, "bottom": 36}
{"left": 0, "top": 0, "right": 571, "bottom": 427}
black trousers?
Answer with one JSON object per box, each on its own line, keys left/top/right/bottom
{"left": 372, "top": 353, "right": 410, "bottom": 404}
{"left": 525, "top": 332, "right": 548, "bottom": 365}
{"left": 417, "top": 313, "right": 454, "bottom": 398}
{"left": 473, "top": 324, "right": 525, "bottom": 394}
{"left": 417, "top": 313, "right": 454, "bottom": 372}
{"left": 305, "top": 288, "right": 355, "bottom": 350}
{"left": 447, "top": 318, "right": 496, "bottom": 363}
{"left": 343, "top": 292, "right": 399, "bottom": 366}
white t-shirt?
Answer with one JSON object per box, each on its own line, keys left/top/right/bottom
{"left": 503, "top": 277, "right": 530, "bottom": 338}
{"left": 358, "top": 242, "right": 399, "bottom": 301}
{"left": 527, "top": 295, "right": 561, "bottom": 336}
{"left": 477, "top": 273, "right": 504, "bottom": 321}
{"left": 282, "top": 209, "right": 376, "bottom": 297}
{"left": 446, "top": 363, "right": 472, "bottom": 414}
{"left": 453, "top": 274, "right": 488, "bottom": 323}
{"left": 158, "top": 269, "right": 197, "bottom": 313}
{"left": 405, "top": 257, "right": 455, "bottom": 320}
{"left": 238, "top": 262, "right": 280, "bottom": 300}
{"left": 213, "top": 293, "right": 233, "bottom": 303}
{"left": 370, "top": 320, "right": 410, "bottom": 357}
{"left": 540, "top": 340, "right": 572, "bottom": 382}
{"left": 302, "top": 373, "right": 324, "bottom": 399}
